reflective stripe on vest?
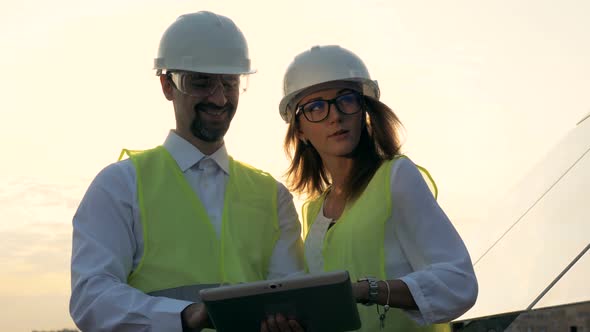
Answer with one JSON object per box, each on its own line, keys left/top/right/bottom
{"left": 123, "top": 146, "right": 279, "bottom": 293}
{"left": 302, "top": 156, "right": 449, "bottom": 332}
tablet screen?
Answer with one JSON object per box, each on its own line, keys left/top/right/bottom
{"left": 200, "top": 271, "right": 361, "bottom": 332}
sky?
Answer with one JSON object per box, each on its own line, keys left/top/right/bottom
{"left": 1, "top": 0, "right": 589, "bottom": 330}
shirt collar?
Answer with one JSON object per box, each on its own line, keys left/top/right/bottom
{"left": 163, "top": 130, "right": 230, "bottom": 175}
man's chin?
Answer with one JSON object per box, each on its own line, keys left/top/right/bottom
{"left": 191, "top": 111, "right": 232, "bottom": 142}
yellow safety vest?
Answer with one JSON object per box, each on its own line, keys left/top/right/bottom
{"left": 123, "top": 146, "right": 279, "bottom": 293}
{"left": 302, "top": 157, "right": 449, "bottom": 332}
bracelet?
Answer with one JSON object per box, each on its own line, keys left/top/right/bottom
{"left": 357, "top": 276, "right": 379, "bottom": 306}
{"left": 377, "top": 280, "right": 391, "bottom": 329}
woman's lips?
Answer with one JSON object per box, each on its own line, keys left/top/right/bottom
{"left": 329, "top": 129, "right": 349, "bottom": 137}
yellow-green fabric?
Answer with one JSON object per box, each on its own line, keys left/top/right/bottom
{"left": 302, "top": 157, "right": 449, "bottom": 332}
{"left": 124, "top": 146, "right": 280, "bottom": 293}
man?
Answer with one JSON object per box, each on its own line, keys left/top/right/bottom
{"left": 70, "top": 11, "right": 304, "bottom": 331}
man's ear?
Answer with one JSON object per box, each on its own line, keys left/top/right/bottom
{"left": 160, "top": 75, "right": 174, "bottom": 101}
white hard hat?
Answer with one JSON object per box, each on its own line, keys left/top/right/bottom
{"left": 154, "top": 11, "right": 256, "bottom": 75}
{"left": 279, "top": 45, "right": 380, "bottom": 123}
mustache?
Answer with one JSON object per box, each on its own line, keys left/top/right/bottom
{"left": 194, "top": 102, "right": 235, "bottom": 114}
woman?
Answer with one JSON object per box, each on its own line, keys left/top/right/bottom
{"left": 278, "top": 45, "right": 478, "bottom": 331}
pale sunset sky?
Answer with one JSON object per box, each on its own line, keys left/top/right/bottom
{"left": 1, "top": 0, "right": 589, "bottom": 330}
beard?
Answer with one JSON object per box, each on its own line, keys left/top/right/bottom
{"left": 190, "top": 102, "right": 236, "bottom": 142}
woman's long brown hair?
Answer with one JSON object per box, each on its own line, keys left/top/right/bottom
{"left": 284, "top": 96, "right": 404, "bottom": 202}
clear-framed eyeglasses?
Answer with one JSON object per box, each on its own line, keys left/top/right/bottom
{"left": 295, "top": 92, "right": 364, "bottom": 123}
{"left": 166, "top": 71, "right": 248, "bottom": 97}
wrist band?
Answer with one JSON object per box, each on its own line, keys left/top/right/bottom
{"left": 357, "top": 276, "right": 379, "bottom": 306}
{"left": 377, "top": 280, "right": 391, "bottom": 329}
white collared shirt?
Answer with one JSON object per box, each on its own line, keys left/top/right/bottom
{"left": 70, "top": 131, "right": 304, "bottom": 332}
{"left": 304, "top": 158, "right": 478, "bottom": 325}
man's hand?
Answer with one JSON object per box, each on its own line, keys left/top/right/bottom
{"left": 181, "top": 303, "right": 211, "bottom": 331}
{"left": 260, "top": 313, "right": 305, "bottom": 332}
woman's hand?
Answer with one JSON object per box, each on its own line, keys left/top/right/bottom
{"left": 352, "top": 281, "right": 370, "bottom": 303}
{"left": 260, "top": 313, "right": 305, "bottom": 332}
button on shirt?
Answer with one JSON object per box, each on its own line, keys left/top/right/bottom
{"left": 70, "top": 131, "right": 304, "bottom": 332}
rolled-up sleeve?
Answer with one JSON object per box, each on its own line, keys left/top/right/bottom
{"left": 69, "top": 162, "right": 192, "bottom": 332}
{"left": 391, "top": 158, "right": 478, "bottom": 324}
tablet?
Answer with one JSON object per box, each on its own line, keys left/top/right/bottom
{"left": 199, "top": 270, "right": 361, "bottom": 332}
